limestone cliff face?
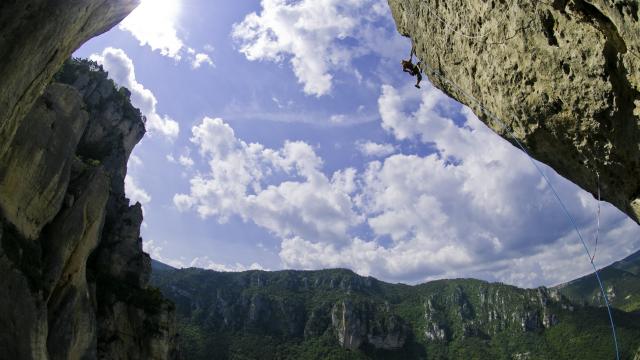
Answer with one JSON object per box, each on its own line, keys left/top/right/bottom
{"left": 387, "top": 0, "right": 640, "bottom": 223}
{"left": 331, "top": 300, "right": 408, "bottom": 350}
{"left": 0, "top": 59, "right": 178, "bottom": 359}
{"left": 422, "top": 285, "right": 561, "bottom": 342}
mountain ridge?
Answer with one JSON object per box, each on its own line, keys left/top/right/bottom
{"left": 554, "top": 249, "right": 640, "bottom": 313}
{"left": 150, "top": 253, "right": 640, "bottom": 359}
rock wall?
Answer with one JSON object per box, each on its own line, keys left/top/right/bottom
{"left": 387, "top": 0, "right": 640, "bottom": 224}
{"left": 0, "top": 58, "right": 178, "bottom": 360}
{"left": 331, "top": 300, "right": 408, "bottom": 350}
{"left": 422, "top": 285, "right": 561, "bottom": 342}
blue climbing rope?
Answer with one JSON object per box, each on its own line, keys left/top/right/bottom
{"left": 419, "top": 63, "right": 621, "bottom": 360}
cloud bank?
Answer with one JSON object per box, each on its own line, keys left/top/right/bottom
{"left": 174, "top": 117, "right": 362, "bottom": 244}
{"left": 174, "top": 83, "right": 639, "bottom": 287}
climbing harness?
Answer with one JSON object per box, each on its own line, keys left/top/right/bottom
{"left": 417, "top": 60, "right": 621, "bottom": 360}
{"left": 403, "top": 45, "right": 423, "bottom": 88}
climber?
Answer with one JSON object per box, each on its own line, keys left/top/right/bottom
{"left": 401, "top": 45, "right": 422, "bottom": 88}
{"left": 402, "top": 59, "right": 423, "bottom": 88}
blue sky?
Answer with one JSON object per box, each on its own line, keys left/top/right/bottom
{"left": 75, "top": 0, "right": 639, "bottom": 287}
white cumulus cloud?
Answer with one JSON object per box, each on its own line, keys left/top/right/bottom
{"left": 120, "top": 0, "right": 215, "bottom": 68}
{"left": 189, "top": 256, "right": 266, "bottom": 272}
{"left": 125, "top": 175, "right": 151, "bottom": 205}
{"left": 174, "top": 117, "right": 362, "bottom": 243}
{"left": 191, "top": 53, "right": 214, "bottom": 69}
{"left": 179, "top": 155, "right": 195, "bottom": 168}
{"left": 356, "top": 141, "right": 396, "bottom": 157}
{"left": 120, "top": 0, "right": 184, "bottom": 59}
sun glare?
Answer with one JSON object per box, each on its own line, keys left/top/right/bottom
{"left": 135, "top": 0, "right": 181, "bottom": 26}
{"left": 120, "top": 0, "right": 183, "bottom": 58}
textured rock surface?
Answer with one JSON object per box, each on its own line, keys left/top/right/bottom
{"left": 387, "top": 0, "right": 640, "bottom": 223}
{"left": 331, "top": 300, "right": 408, "bottom": 350}
{"left": 0, "top": 222, "right": 49, "bottom": 359}
{"left": 0, "top": 0, "right": 138, "bottom": 160}
{"left": 96, "top": 298, "right": 178, "bottom": 360}
{"left": 0, "top": 83, "right": 88, "bottom": 240}
{"left": 0, "top": 59, "right": 178, "bottom": 359}
{"left": 423, "top": 285, "right": 560, "bottom": 342}
{"left": 44, "top": 165, "right": 110, "bottom": 360}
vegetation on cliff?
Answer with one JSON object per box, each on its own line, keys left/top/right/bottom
{"left": 151, "top": 256, "right": 640, "bottom": 360}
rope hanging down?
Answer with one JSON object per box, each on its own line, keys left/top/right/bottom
{"left": 417, "top": 61, "right": 620, "bottom": 360}
{"left": 591, "top": 171, "right": 601, "bottom": 263}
